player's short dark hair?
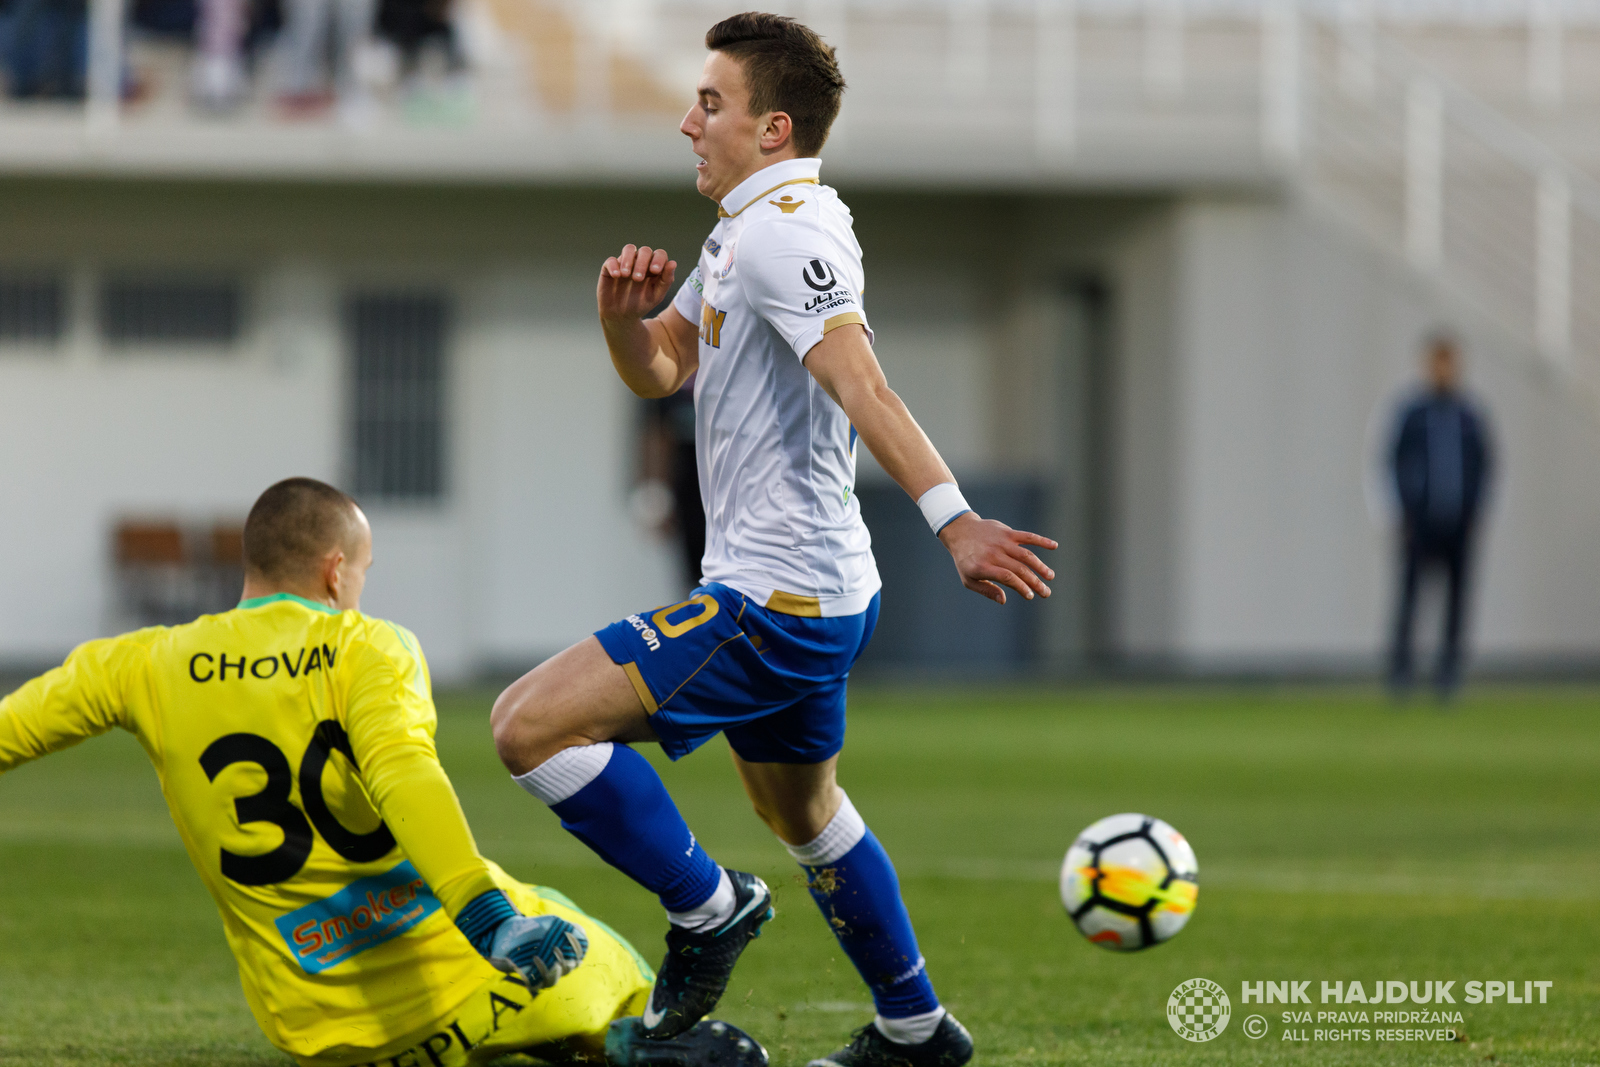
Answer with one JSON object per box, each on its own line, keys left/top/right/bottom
{"left": 706, "top": 12, "right": 845, "bottom": 157}
{"left": 243, "top": 478, "right": 362, "bottom": 583}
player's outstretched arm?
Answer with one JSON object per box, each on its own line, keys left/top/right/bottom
{"left": 804, "top": 325, "right": 1058, "bottom": 605}
{"left": 0, "top": 638, "right": 132, "bottom": 774}
{"left": 598, "top": 244, "right": 699, "bottom": 399}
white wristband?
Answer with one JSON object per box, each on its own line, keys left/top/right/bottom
{"left": 917, "top": 482, "right": 971, "bottom": 534}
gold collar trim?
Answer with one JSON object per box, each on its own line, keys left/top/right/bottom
{"left": 718, "top": 177, "right": 820, "bottom": 219}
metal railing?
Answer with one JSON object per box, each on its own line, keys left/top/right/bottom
{"left": 5, "top": 2, "right": 1586, "bottom": 157}
{"left": 1304, "top": 22, "right": 1600, "bottom": 386}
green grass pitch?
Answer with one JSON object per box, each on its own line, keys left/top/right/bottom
{"left": 1, "top": 686, "right": 1596, "bottom": 1066}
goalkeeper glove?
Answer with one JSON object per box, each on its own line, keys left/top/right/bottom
{"left": 455, "top": 888, "right": 589, "bottom": 989}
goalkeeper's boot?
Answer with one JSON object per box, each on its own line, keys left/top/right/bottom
{"left": 807, "top": 1013, "right": 973, "bottom": 1067}
{"left": 640, "top": 870, "right": 773, "bottom": 1038}
{"left": 605, "top": 1017, "right": 769, "bottom": 1067}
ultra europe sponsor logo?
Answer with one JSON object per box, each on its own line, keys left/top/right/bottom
{"left": 1168, "top": 978, "right": 1231, "bottom": 1042}
{"left": 804, "top": 289, "right": 854, "bottom": 314}
{"left": 801, "top": 259, "right": 837, "bottom": 292}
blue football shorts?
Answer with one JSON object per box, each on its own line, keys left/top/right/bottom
{"left": 593, "top": 582, "right": 880, "bottom": 764}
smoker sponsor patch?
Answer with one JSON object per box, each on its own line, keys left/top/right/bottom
{"left": 275, "top": 860, "right": 439, "bottom": 973}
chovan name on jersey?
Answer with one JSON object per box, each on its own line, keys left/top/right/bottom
{"left": 189, "top": 644, "right": 338, "bottom": 682}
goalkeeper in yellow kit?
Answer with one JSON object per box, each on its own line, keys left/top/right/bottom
{"left": 0, "top": 478, "right": 765, "bottom": 1067}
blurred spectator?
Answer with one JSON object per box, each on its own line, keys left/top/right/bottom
{"left": 1385, "top": 332, "right": 1494, "bottom": 698}
{"left": 191, "top": 0, "right": 278, "bottom": 109}
{"left": 130, "top": 0, "right": 195, "bottom": 35}
{"left": 124, "top": 0, "right": 197, "bottom": 104}
{"left": 636, "top": 376, "right": 704, "bottom": 591}
{"left": 375, "top": 0, "right": 458, "bottom": 82}
{"left": 272, "top": 0, "right": 372, "bottom": 115}
{"left": 0, "top": 0, "right": 87, "bottom": 99}
{"left": 192, "top": 0, "right": 246, "bottom": 107}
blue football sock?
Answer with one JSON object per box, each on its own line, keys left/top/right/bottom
{"left": 798, "top": 825, "right": 941, "bottom": 1019}
{"left": 543, "top": 744, "right": 721, "bottom": 913}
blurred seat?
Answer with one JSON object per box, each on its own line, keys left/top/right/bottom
{"left": 115, "top": 521, "right": 185, "bottom": 565}
{"left": 112, "top": 518, "right": 246, "bottom": 629}
{"left": 474, "top": 0, "right": 683, "bottom": 115}
{"left": 210, "top": 523, "right": 244, "bottom": 566}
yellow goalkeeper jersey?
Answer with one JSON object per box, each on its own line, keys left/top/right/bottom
{"left": 0, "top": 593, "right": 512, "bottom": 1060}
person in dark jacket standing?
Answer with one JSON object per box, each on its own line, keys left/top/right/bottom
{"left": 1387, "top": 333, "right": 1493, "bottom": 696}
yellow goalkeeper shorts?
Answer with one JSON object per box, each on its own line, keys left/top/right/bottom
{"left": 296, "top": 880, "right": 654, "bottom": 1067}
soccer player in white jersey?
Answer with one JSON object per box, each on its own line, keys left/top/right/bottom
{"left": 491, "top": 13, "right": 1056, "bottom": 1067}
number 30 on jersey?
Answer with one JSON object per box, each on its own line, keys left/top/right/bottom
{"left": 200, "top": 722, "right": 395, "bottom": 886}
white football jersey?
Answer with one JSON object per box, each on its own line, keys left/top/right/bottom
{"left": 670, "top": 156, "right": 881, "bottom": 618}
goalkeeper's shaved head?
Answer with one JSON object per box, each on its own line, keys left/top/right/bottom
{"left": 244, "top": 478, "right": 364, "bottom": 585}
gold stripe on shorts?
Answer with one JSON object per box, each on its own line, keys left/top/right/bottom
{"left": 620, "top": 662, "right": 659, "bottom": 714}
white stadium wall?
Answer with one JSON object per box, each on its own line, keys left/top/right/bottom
{"left": 1112, "top": 193, "right": 1600, "bottom": 669}
{"left": 447, "top": 271, "right": 682, "bottom": 671}
{"left": 0, "top": 265, "right": 342, "bottom": 661}
{"left": 357, "top": 273, "right": 689, "bottom": 681}
{"left": 0, "top": 182, "right": 697, "bottom": 682}
{"left": 3, "top": 180, "right": 1600, "bottom": 678}
{"left": 0, "top": 259, "right": 687, "bottom": 681}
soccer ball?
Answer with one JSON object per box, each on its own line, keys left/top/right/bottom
{"left": 1060, "top": 813, "right": 1198, "bottom": 951}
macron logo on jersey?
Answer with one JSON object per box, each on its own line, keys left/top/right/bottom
{"left": 275, "top": 860, "right": 440, "bottom": 974}
{"left": 626, "top": 613, "right": 662, "bottom": 652}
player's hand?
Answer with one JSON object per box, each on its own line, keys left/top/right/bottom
{"left": 488, "top": 913, "right": 589, "bottom": 990}
{"left": 598, "top": 244, "right": 676, "bottom": 324}
{"left": 937, "top": 513, "right": 1057, "bottom": 605}
{"left": 455, "top": 888, "right": 589, "bottom": 990}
